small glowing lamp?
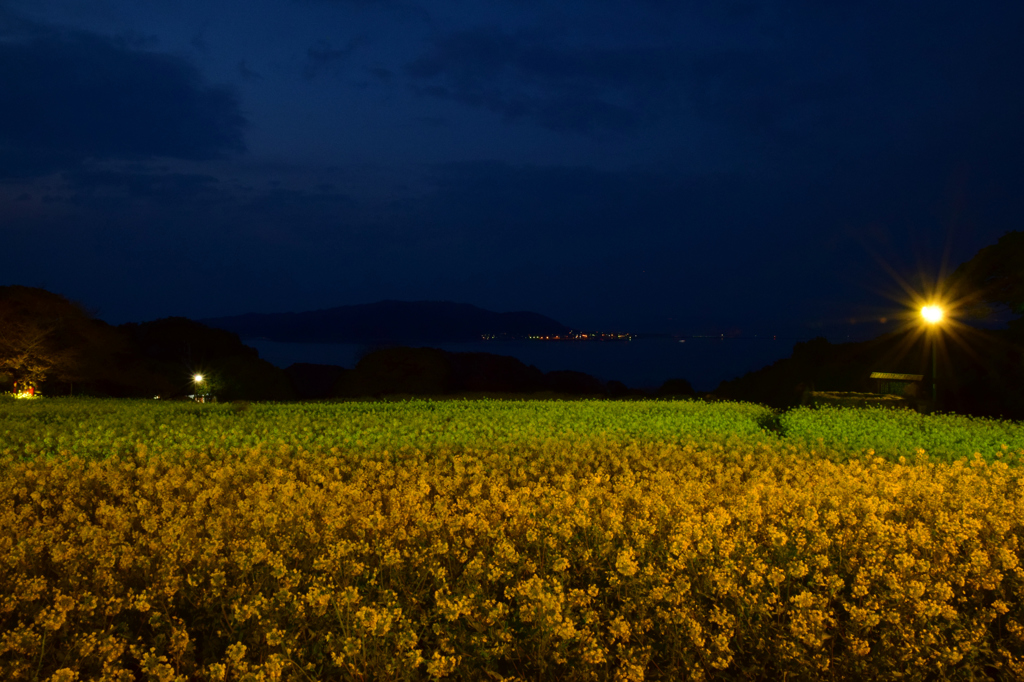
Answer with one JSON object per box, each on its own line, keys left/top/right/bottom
{"left": 921, "top": 305, "right": 944, "bottom": 325}
{"left": 193, "top": 374, "right": 204, "bottom": 383}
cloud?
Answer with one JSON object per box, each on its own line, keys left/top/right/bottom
{"left": 58, "top": 166, "right": 224, "bottom": 207}
{"left": 189, "top": 33, "right": 209, "bottom": 52}
{"left": 237, "top": 60, "right": 264, "bottom": 81}
{"left": 406, "top": 28, "right": 671, "bottom": 133}
{"left": 0, "top": 20, "right": 246, "bottom": 178}
{"left": 368, "top": 66, "right": 394, "bottom": 82}
{"left": 3, "top": 150, "right": 1015, "bottom": 334}
{"left": 403, "top": 6, "right": 1024, "bottom": 147}
{"left": 403, "top": 26, "right": 867, "bottom": 137}
{"left": 303, "top": 39, "right": 359, "bottom": 79}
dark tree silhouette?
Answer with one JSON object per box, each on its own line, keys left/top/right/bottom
{"left": 946, "top": 231, "right": 1024, "bottom": 323}
{"left": 0, "top": 286, "right": 89, "bottom": 391}
{"left": 119, "top": 317, "right": 294, "bottom": 401}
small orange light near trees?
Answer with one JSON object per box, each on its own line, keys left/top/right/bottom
{"left": 921, "top": 305, "right": 944, "bottom": 324}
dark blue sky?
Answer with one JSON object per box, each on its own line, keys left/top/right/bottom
{"left": 2, "top": 1, "right": 1022, "bottom": 337}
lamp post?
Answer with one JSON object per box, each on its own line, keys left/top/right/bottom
{"left": 193, "top": 374, "right": 204, "bottom": 402}
{"left": 920, "top": 305, "right": 944, "bottom": 405}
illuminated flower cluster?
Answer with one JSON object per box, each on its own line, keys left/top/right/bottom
{"left": 1, "top": 399, "right": 1023, "bottom": 679}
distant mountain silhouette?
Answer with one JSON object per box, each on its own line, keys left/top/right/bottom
{"left": 201, "top": 300, "right": 572, "bottom": 344}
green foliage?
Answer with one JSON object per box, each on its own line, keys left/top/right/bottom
{"left": 780, "top": 405, "right": 1024, "bottom": 464}
{"left": 0, "top": 397, "right": 777, "bottom": 464}
{"left": 2, "top": 398, "right": 1022, "bottom": 468}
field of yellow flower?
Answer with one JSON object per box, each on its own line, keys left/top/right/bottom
{"left": 2, "top": 398, "right": 1023, "bottom": 680}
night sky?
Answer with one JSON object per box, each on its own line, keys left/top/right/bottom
{"left": 3, "top": 1, "right": 1023, "bottom": 338}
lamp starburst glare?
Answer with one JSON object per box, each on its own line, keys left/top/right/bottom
{"left": 921, "top": 305, "right": 944, "bottom": 324}
{"left": 193, "top": 374, "right": 204, "bottom": 383}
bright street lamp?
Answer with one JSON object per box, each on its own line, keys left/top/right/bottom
{"left": 920, "top": 304, "right": 944, "bottom": 404}
{"left": 921, "top": 305, "right": 944, "bottom": 324}
{"left": 193, "top": 374, "right": 204, "bottom": 384}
